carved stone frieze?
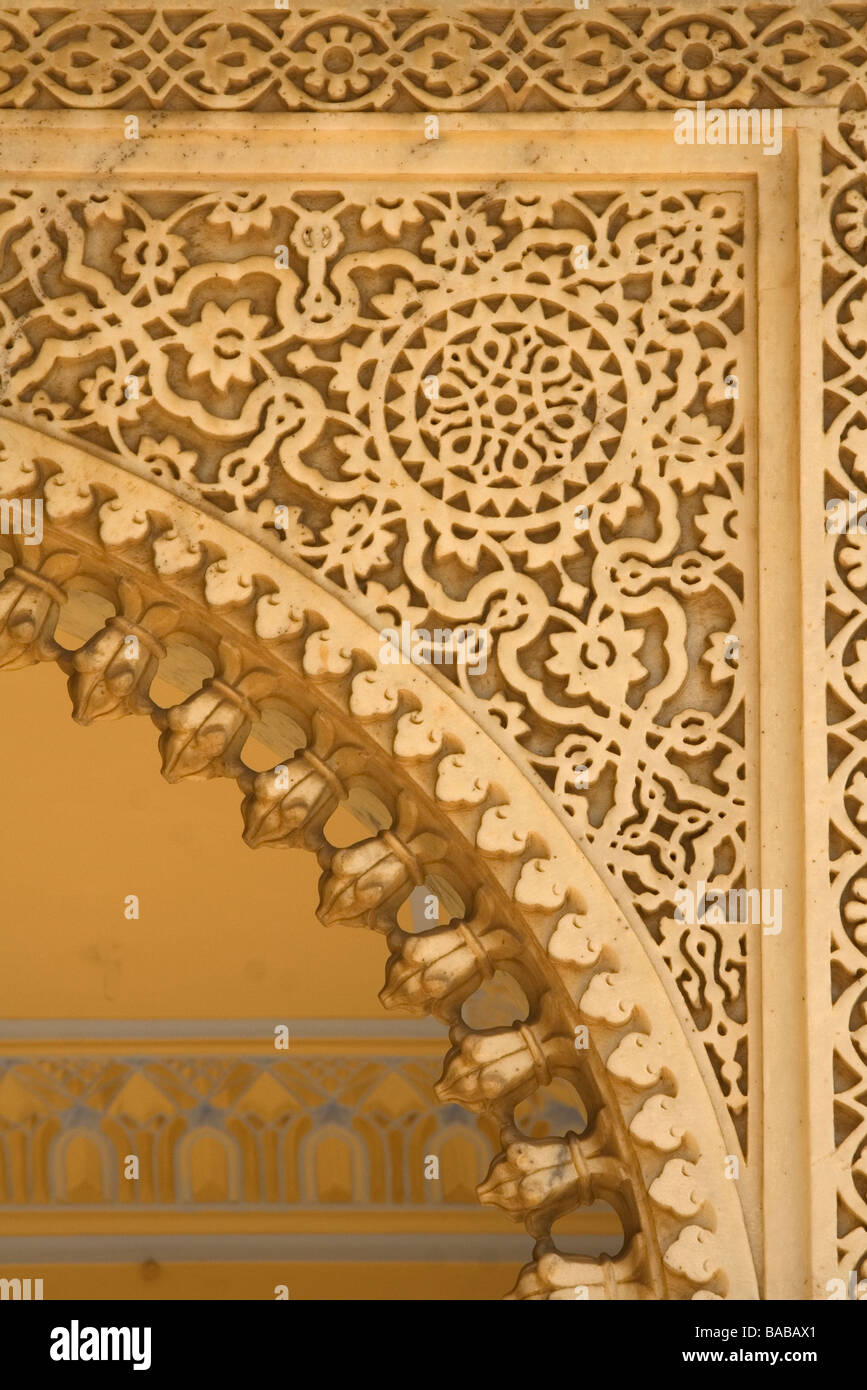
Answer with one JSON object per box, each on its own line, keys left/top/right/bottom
{"left": 0, "top": 4, "right": 861, "bottom": 114}
{"left": 0, "top": 433, "right": 759, "bottom": 1297}
{"left": 0, "top": 164, "right": 754, "bottom": 1150}
{"left": 0, "top": 0, "right": 863, "bottom": 1298}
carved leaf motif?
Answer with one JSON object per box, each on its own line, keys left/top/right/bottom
{"left": 203, "top": 557, "right": 256, "bottom": 609}
{"left": 254, "top": 592, "right": 305, "bottom": 642}
{"left": 606, "top": 1032, "right": 666, "bottom": 1090}
{"left": 0, "top": 439, "right": 38, "bottom": 495}
{"left": 479, "top": 1128, "right": 628, "bottom": 1218}
{"left": 318, "top": 834, "right": 424, "bottom": 932}
{"left": 152, "top": 528, "right": 203, "bottom": 577}
{"left": 579, "top": 970, "right": 636, "bottom": 1027}
{"left": 479, "top": 1136, "right": 580, "bottom": 1216}
{"left": 0, "top": 164, "right": 755, "bottom": 1141}
{"left": 434, "top": 753, "right": 489, "bottom": 807}
{"left": 629, "top": 1095, "right": 686, "bottom": 1154}
{"left": 380, "top": 924, "right": 517, "bottom": 1013}
{"left": 302, "top": 631, "right": 353, "bottom": 679}
{"left": 69, "top": 620, "right": 164, "bottom": 723}
{"left": 98, "top": 498, "right": 150, "bottom": 548}
{"left": 242, "top": 756, "right": 338, "bottom": 850}
{"left": 515, "top": 857, "right": 570, "bottom": 912}
{"left": 506, "top": 1237, "right": 650, "bottom": 1301}
{"left": 435, "top": 1026, "right": 550, "bottom": 1110}
{"left": 348, "top": 667, "right": 401, "bottom": 720}
{"left": 547, "top": 913, "right": 603, "bottom": 969}
{"left": 0, "top": 559, "right": 74, "bottom": 668}
{"left": 393, "top": 709, "right": 444, "bottom": 760}
{"left": 158, "top": 684, "right": 251, "bottom": 782}
{"left": 662, "top": 1225, "right": 719, "bottom": 1286}
{"left": 44, "top": 471, "right": 93, "bottom": 520}
{"left": 649, "top": 1159, "right": 704, "bottom": 1219}
{"left": 476, "top": 804, "right": 529, "bottom": 857}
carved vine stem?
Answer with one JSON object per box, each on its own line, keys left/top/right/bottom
{"left": 0, "top": 442, "right": 756, "bottom": 1298}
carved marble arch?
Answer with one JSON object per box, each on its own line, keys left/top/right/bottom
{"left": 4, "top": 0, "right": 867, "bottom": 1305}
{"left": 0, "top": 426, "right": 758, "bottom": 1300}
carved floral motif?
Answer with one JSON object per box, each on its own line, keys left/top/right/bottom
{"left": 0, "top": 6, "right": 862, "bottom": 113}
{"left": 0, "top": 437, "right": 760, "bottom": 1296}
{"left": 0, "top": 179, "right": 752, "bottom": 1138}
{"left": 824, "top": 102, "right": 867, "bottom": 1285}
{"left": 2, "top": 0, "right": 865, "bottom": 1290}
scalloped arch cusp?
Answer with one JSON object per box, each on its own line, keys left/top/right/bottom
{"left": 0, "top": 421, "right": 759, "bottom": 1299}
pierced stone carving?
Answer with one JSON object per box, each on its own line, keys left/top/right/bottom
{"left": 68, "top": 579, "right": 176, "bottom": 722}
{"left": 1, "top": 0, "right": 862, "bottom": 1297}
{"left": 0, "top": 5, "right": 861, "bottom": 114}
{"left": 0, "top": 549, "right": 79, "bottom": 669}
{"left": 381, "top": 891, "right": 520, "bottom": 1013}
{"left": 824, "top": 102, "right": 867, "bottom": 1289}
{"left": 241, "top": 718, "right": 359, "bottom": 853}
{"left": 0, "top": 176, "right": 752, "bottom": 1144}
{"left": 0, "top": 439, "right": 760, "bottom": 1297}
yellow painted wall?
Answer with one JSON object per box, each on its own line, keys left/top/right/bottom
{"left": 0, "top": 1262, "right": 512, "bottom": 1300}
{"left": 0, "top": 651, "right": 532, "bottom": 1299}
{"left": 0, "top": 662, "right": 392, "bottom": 1019}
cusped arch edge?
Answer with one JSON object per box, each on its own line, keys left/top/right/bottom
{"left": 0, "top": 418, "right": 758, "bottom": 1299}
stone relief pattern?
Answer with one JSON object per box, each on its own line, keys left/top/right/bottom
{"left": 0, "top": 438, "right": 760, "bottom": 1296}
{"left": 825, "top": 105, "right": 867, "bottom": 1285}
{"left": 0, "top": 181, "right": 750, "bottom": 1139}
{"left": 0, "top": 1053, "right": 519, "bottom": 1206}
{"left": 0, "top": 5, "right": 863, "bottom": 112}
{"left": 4, "top": 0, "right": 865, "bottom": 1278}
